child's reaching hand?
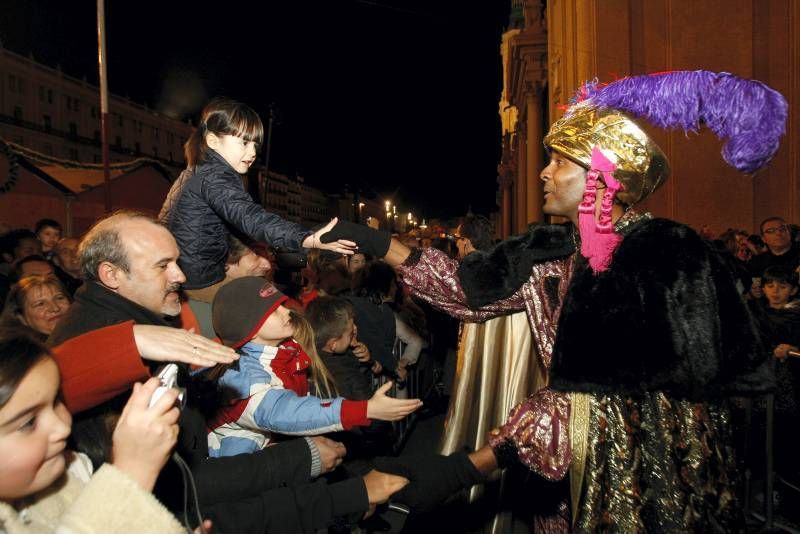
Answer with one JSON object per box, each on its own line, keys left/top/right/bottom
{"left": 366, "top": 381, "right": 422, "bottom": 421}
{"left": 303, "top": 218, "right": 357, "bottom": 255}
{"left": 351, "top": 335, "right": 382, "bottom": 373}
{"left": 111, "top": 378, "right": 181, "bottom": 492}
{"left": 351, "top": 338, "right": 371, "bottom": 363}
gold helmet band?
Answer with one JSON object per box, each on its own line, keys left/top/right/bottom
{"left": 543, "top": 102, "right": 670, "bottom": 206}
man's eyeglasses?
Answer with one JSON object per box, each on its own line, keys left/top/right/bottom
{"left": 441, "top": 233, "right": 466, "bottom": 243}
{"left": 763, "top": 225, "right": 788, "bottom": 235}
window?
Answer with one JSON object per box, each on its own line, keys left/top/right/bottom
{"left": 153, "top": 126, "right": 159, "bottom": 139}
{"left": 134, "top": 142, "right": 141, "bottom": 154}
{"left": 69, "top": 148, "right": 79, "bottom": 160}
{"left": 13, "top": 106, "right": 23, "bottom": 120}
{"left": 153, "top": 147, "right": 158, "bottom": 158}
{"left": 43, "top": 115, "right": 51, "bottom": 131}
{"left": 91, "top": 106, "right": 96, "bottom": 119}
{"left": 115, "top": 135, "right": 122, "bottom": 147}
{"left": 47, "top": 89, "right": 53, "bottom": 104}
{"left": 69, "top": 122, "right": 77, "bottom": 137}
{"left": 66, "top": 96, "right": 73, "bottom": 110}
{"left": 94, "top": 130, "right": 101, "bottom": 142}
{"left": 118, "top": 114, "right": 123, "bottom": 127}
{"left": 74, "top": 99, "right": 79, "bottom": 112}
{"left": 39, "top": 85, "right": 45, "bottom": 101}
{"left": 8, "top": 75, "right": 16, "bottom": 92}
{"left": 17, "top": 79, "right": 25, "bottom": 95}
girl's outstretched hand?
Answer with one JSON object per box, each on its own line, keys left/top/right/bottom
{"left": 304, "top": 217, "right": 357, "bottom": 255}
{"left": 366, "top": 381, "right": 422, "bottom": 421}
{"left": 111, "top": 378, "right": 180, "bottom": 492}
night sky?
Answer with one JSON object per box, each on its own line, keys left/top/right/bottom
{"left": 1, "top": 0, "right": 511, "bottom": 220}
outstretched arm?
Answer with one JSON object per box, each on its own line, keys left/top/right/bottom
{"left": 486, "top": 388, "right": 572, "bottom": 481}
{"left": 321, "top": 220, "right": 574, "bottom": 320}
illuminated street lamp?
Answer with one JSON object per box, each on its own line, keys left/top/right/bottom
{"left": 384, "top": 200, "right": 393, "bottom": 231}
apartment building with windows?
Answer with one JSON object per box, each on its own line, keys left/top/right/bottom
{"left": 0, "top": 45, "right": 192, "bottom": 174}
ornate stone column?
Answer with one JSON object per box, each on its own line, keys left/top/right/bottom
{"left": 515, "top": 130, "right": 528, "bottom": 234}
{"left": 525, "top": 82, "right": 544, "bottom": 224}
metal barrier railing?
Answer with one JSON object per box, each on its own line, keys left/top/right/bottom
{"left": 370, "top": 338, "right": 427, "bottom": 454}
{"left": 739, "top": 355, "right": 800, "bottom": 533}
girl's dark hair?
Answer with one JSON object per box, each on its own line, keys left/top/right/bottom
{"left": 185, "top": 97, "right": 264, "bottom": 167}
{"left": 0, "top": 328, "right": 51, "bottom": 408}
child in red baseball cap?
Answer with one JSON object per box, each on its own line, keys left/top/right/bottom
{"left": 207, "top": 276, "right": 422, "bottom": 463}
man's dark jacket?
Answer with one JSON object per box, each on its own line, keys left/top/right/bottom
{"left": 48, "top": 282, "right": 367, "bottom": 533}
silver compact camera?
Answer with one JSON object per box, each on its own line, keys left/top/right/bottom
{"left": 148, "top": 363, "right": 186, "bottom": 409}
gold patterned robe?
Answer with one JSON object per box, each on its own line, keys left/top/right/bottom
{"left": 397, "top": 241, "right": 747, "bottom": 532}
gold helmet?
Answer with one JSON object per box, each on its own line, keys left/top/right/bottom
{"left": 543, "top": 101, "right": 670, "bottom": 206}
{"left": 544, "top": 71, "right": 788, "bottom": 205}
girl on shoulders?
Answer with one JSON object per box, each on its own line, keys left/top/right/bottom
{"left": 160, "top": 97, "right": 354, "bottom": 297}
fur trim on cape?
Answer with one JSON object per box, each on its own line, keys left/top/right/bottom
{"left": 548, "top": 218, "right": 774, "bottom": 399}
{"left": 457, "top": 223, "right": 575, "bottom": 309}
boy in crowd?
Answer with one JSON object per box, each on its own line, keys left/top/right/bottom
{"left": 34, "top": 218, "right": 63, "bottom": 261}
{"left": 754, "top": 266, "right": 800, "bottom": 501}
{"left": 209, "top": 278, "right": 419, "bottom": 458}
{"left": 306, "top": 296, "right": 395, "bottom": 457}
{"left": 306, "top": 296, "right": 381, "bottom": 401}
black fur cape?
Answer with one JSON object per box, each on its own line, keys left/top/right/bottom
{"left": 456, "top": 218, "right": 774, "bottom": 399}
{"left": 550, "top": 218, "right": 773, "bottom": 399}
{"left": 456, "top": 222, "right": 575, "bottom": 309}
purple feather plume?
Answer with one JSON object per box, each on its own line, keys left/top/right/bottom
{"left": 576, "top": 71, "right": 788, "bottom": 174}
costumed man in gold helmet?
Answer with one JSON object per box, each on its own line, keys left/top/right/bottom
{"left": 323, "top": 71, "right": 787, "bottom": 531}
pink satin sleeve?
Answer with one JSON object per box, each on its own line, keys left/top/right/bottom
{"left": 488, "top": 388, "right": 572, "bottom": 481}
{"left": 395, "top": 247, "right": 526, "bottom": 322}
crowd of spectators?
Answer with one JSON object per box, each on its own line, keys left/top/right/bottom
{"left": 2, "top": 209, "right": 799, "bottom": 530}
{"left": 0, "top": 213, "right": 440, "bottom": 533}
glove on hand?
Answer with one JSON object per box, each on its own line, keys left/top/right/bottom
{"left": 372, "top": 452, "right": 484, "bottom": 513}
{"left": 319, "top": 220, "right": 391, "bottom": 258}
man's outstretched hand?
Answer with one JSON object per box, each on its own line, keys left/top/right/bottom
{"left": 372, "top": 451, "right": 485, "bottom": 513}
{"left": 319, "top": 220, "right": 391, "bottom": 258}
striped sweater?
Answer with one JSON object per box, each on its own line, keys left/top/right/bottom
{"left": 208, "top": 339, "right": 369, "bottom": 457}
